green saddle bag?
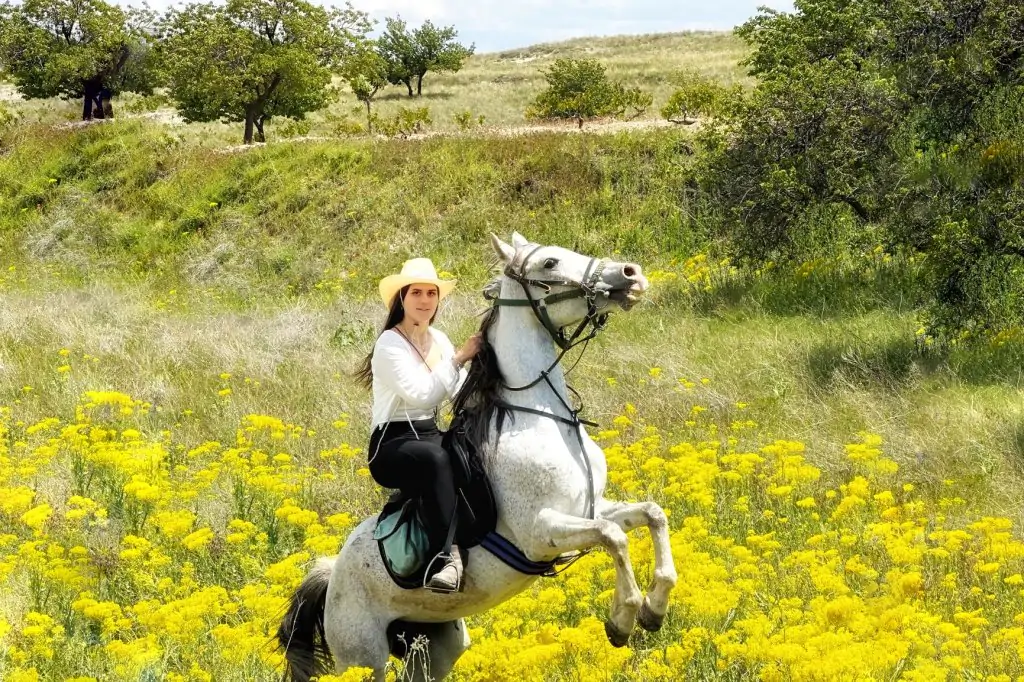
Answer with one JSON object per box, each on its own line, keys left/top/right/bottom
{"left": 373, "top": 499, "right": 429, "bottom": 578}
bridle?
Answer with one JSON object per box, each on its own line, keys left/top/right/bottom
{"left": 494, "top": 244, "right": 611, "bottom": 353}
{"left": 490, "top": 244, "right": 613, "bottom": 524}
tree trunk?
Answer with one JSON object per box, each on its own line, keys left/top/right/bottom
{"left": 82, "top": 79, "right": 101, "bottom": 121}
{"left": 366, "top": 100, "right": 372, "bottom": 133}
{"left": 255, "top": 115, "right": 266, "bottom": 143}
{"left": 405, "top": 78, "right": 413, "bottom": 97}
{"left": 577, "top": 115, "right": 583, "bottom": 129}
{"left": 416, "top": 74, "right": 423, "bottom": 96}
{"left": 244, "top": 109, "right": 255, "bottom": 144}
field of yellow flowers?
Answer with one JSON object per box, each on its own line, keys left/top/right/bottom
{"left": 4, "top": 369, "right": 1024, "bottom": 681}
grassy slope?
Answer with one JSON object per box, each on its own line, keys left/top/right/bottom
{"left": 2, "top": 103, "right": 1024, "bottom": 522}
{"left": 6, "top": 30, "right": 1024, "bottom": 682}
{"left": 1, "top": 31, "right": 749, "bottom": 143}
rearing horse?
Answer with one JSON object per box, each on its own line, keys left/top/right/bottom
{"left": 278, "top": 233, "right": 678, "bottom": 681}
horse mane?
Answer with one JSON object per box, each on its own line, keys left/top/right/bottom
{"left": 451, "top": 300, "right": 513, "bottom": 450}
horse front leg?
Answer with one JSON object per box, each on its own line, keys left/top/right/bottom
{"left": 530, "top": 508, "right": 643, "bottom": 647}
{"left": 596, "top": 499, "right": 677, "bottom": 632}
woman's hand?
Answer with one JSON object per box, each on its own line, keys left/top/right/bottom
{"left": 454, "top": 332, "right": 483, "bottom": 366}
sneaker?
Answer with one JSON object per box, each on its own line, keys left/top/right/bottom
{"left": 426, "top": 546, "right": 463, "bottom": 593}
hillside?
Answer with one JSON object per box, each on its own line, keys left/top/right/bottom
{"left": 5, "top": 28, "right": 1024, "bottom": 682}
{"left": 0, "top": 31, "right": 747, "bottom": 142}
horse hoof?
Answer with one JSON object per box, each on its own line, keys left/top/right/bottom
{"left": 637, "top": 601, "right": 665, "bottom": 632}
{"left": 604, "top": 620, "right": 630, "bottom": 648}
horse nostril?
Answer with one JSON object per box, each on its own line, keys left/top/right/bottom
{"left": 622, "top": 265, "right": 639, "bottom": 279}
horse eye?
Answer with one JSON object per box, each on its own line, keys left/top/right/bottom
{"left": 543, "top": 258, "right": 559, "bottom": 269}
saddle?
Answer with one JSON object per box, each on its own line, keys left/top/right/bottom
{"left": 373, "top": 412, "right": 498, "bottom": 590}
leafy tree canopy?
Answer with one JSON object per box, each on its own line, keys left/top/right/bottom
{"left": 0, "top": 0, "right": 159, "bottom": 116}
{"left": 376, "top": 16, "right": 474, "bottom": 96}
{"left": 704, "top": 0, "right": 1024, "bottom": 338}
{"left": 526, "top": 58, "right": 650, "bottom": 128}
{"left": 158, "top": 0, "right": 371, "bottom": 143}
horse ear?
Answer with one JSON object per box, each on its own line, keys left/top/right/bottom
{"left": 491, "top": 233, "right": 515, "bottom": 262}
{"left": 511, "top": 232, "right": 530, "bottom": 249}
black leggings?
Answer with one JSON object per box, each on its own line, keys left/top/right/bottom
{"left": 368, "top": 420, "right": 455, "bottom": 548}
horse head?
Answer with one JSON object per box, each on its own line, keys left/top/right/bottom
{"left": 490, "top": 232, "right": 648, "bottom": 335}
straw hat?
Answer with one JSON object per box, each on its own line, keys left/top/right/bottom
{"left": 378, "top": 258, "right": 456, "bottom": 309}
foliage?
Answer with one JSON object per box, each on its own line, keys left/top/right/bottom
{"left": 610, "top": 83, "right": 652, "bottom": 121}
{"left": 369, "top": 105, "right": 431, "bottom": 138}
{"left": 661, "top": 69, "right": 728, "bottom": 124}
{"left": 0, "top": 102, "right": 20, "bottom": 136}
{"left": 705, "top": 0, "right": 1024, "bottom": 339}
{"left": 526, "top": 58, "right": 651, "bottom": 128}
{"left": 453, "top": 110, "right": 485, "bottom": 131}
{"left": 340, "top": 41, "right": 389, "bottom": 132}
{"left": 0, "top": 0, "right": 159, "bottom": 117}
{"left": 375, "top": 16, "right": 474, "bottom": 97}
{"left": 157, "top": 0, "right": 371, "bottom": 144}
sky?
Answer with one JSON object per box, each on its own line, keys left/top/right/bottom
{"left": 131, "top": 0, "right": 796, "bottom": 53}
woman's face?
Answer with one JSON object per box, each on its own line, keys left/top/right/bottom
{"left": 402, "top": 284, "right": 439, "bottom": 327}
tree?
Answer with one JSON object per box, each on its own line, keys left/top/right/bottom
{"left": 661, "top": 70, "right": 726, "bottom": 124}
{"left": 410, "top": 20, "right": 473, "bottom": 96}
{"left": 158, "top": 0, "right": 371, "bottom": 144}
{"left": 526, "top": 58, "right": 650, "bottom": 129}
{"left": 704, "top": 0, "right": 1024, "bottom": 339}
{"left": 376, "top": 16, "right": 474, "bottom": 97}
{"left": 0, "top": 0, "right": 159, "bottom": 120}
{"left": 342, "top": 41, "right": 388, "bottom": 132}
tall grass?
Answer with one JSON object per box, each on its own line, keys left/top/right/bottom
{"left": 2, "top": 116, "right": 1024, "bottom": 517}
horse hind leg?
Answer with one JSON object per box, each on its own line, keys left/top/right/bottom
{"left": 388, "top": 618, "right": 471, "bottom": 681}
{"left": 597, "top": 499, "right": 678, "bottom": 633}
{"left": 531, "top": 508, "right": 643, "bottom": 647}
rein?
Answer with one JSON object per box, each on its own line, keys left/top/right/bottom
{"left": 490, "top": 245, "right": 611, "bottom": 524}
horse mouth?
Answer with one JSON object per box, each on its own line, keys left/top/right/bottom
{"left": 605, "top": 277, "right": 649, "bottom": 310}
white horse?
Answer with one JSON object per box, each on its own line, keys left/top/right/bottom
{"left": 278, "top": 233, "right": 678, "bottom": 681}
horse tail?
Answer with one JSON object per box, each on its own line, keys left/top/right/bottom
{"left": 278, "top": 556, "right": 334, "bottom": 682}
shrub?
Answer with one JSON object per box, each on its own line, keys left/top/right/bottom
{"left": 661, "top": 70, "right": 726, "bottom": 124}
{"left": 370, "top": 106, "right": 431, "bottom": 138}
{"left": 453, "top": 110, "right": 486, "bottom": 131}
{"left": 526, "top": 58, "right": 650, "bottom": 129}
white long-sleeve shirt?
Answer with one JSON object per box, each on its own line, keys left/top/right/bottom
{"left": 370, "top": 327, "right": 467, "bottom": 429}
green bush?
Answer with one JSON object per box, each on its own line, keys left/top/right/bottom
{"left": 453, "top": 110, "right": 486, "bottom": 131}
{"left": 661, "top": 70, "right": 727, "bottom": 124}
{"left": 525, "top": 58, "right": 651, "bottom": 129}
{"left": 702, "top": 0, "right": 1024, "bottom": 341}
{"left": 370, "top": 106, "right": 431, "bottom": 138}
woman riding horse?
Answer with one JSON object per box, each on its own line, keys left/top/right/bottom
{"left": 354, "top": 258, "right": 482, "bottom": 592}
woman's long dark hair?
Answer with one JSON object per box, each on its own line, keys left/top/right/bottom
{"left": 450, "top": 305, "right": 511, "bottom": 447}
{"left": 354, "top": 284, "right": 438, "bottom": 389}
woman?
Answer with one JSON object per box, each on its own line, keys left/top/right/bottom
{"left": 355, "top": 258, "right": 482, "bottom": 592}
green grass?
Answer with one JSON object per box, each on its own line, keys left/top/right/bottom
{"left": 2, "top": 113, "right": 1024, "bottom": 527}
{"left": 1, "top": 31, "right": 1023, "bottom": 524}
{"left": 1, "top": 31, "right": 748, "bottom": 143}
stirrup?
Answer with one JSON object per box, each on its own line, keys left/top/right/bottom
{"left": 423, "top": 550, "right": 461, "bottom": 594}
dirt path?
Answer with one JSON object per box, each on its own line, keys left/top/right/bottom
{"left": 213, "top": 116, "right": 695, "bottom": 153}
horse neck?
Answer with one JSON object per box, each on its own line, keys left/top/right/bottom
{"left": 490, "top": 278, "right": 572, "bottom": 417}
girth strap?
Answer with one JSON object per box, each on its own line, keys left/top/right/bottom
{"left": 480, "top": 532, "right": 556, "bottom": 575}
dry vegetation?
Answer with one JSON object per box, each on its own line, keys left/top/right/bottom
{"left": 0, "top": 31, "right": 747, "bottom": 142}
